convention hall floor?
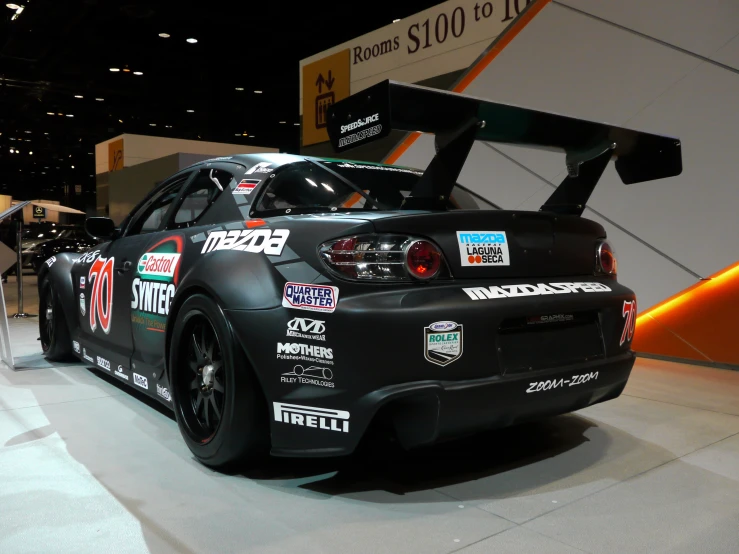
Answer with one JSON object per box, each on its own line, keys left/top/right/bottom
{"left": 1, "top": 276, "right": 739, "bottom": 553}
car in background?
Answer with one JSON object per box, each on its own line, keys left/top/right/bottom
{"left": 22, "top": 225, "right": 97, "bottom": 273}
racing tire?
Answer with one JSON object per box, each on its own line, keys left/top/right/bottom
{"left": 39, "top": 277, "right": 74, "bottom": 361}
{"left": 169, "top": 294, "right": 268, "bottom": 469}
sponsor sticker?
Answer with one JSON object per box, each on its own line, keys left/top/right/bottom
{"left": 620, "top": 300, "right": 637, "bottom": 346}
{"left": 281, "top": 364, "right": 334, "bottom": 388}
{"left": 96, "top": 356, "right": 111, "bottom": 371}
{"left": 157, "top": 384, "right": 172, "bottom": 402}
{"left": 115, "top": 365, "right": 129, "bottom": 380}
{"left": 82, "top": 348, "right": 93, "bottom": 363}
{"left": 79, "top": 276, "right": 85, "bottom": 290}
{"left": 463, "top": 282, "right": 612, "bottom": 301}
{"left": 337, "top": 124, "right": 382, "bottom": 149}
{"left": 133, "top": 373, "right": 149, "bottom": 390}
{"left": 245, "top": 161, "right": 273, "bottom": 174}
{"left": 340, "top": 113, "right": 379, "bottom": 134}
{"left": 88, "top": 256, "right": 114, "bottom": 334}
{"left": 282, "top": 282, "right": 339, "bottom": 313}
{"left": 76, "top": 250, "right": 100, "bottom": 264}
{"left": 233, "top": 179, "right": 260, "bottom": 195}
{"left": 424, "top": 321, "right": 463, "bottom": 366}
{"left": 72, "top": 340, "right": 80, "bottom": 353}
{"left": 200, "top": 229, "right": 289, "bottom": 255}
{"left": 286, "top": 317, "right": 326, "bottom": 341}
{"left": 277, "top": 342, "right": 333, "bottom": 365}
{"left": 527, "top": 372, "right": 599, "bottom": 393}
{"left": 79, "top": 293, "right": 86, "bottom": 316}
{"left": 273, "top": 402, "right": 349, "bottom": 433}
{"left": 527, "top": 314, "right": 575, "bottom": 325}
{"left": 137, "top": 252, "right": 180, "bottom": 279}
{"left": 45, "top": 256, "right": 56, "bottom": 268}
{"left": 457, "top": 231, "right": 509, "bottom": 266}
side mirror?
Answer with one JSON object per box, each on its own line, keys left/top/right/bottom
{"left": 85, "top": 217, "right": 118, "bottom": 241}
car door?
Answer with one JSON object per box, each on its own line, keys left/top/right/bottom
{"left": 129, "top": 165, "right": 236, "bottom": 391}
{"left": 71, "top": 172, "right": 194, "bottom": 379}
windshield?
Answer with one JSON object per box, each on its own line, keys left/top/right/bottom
{"left": 253, "top": 160, "right": 498, "bottom": 215}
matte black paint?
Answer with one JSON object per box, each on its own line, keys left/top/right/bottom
{"left": 40, "top": 152, "right": 638, "bottom": 458}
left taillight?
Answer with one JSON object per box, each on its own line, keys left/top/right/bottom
{"left": 319, "top": 234, "right": 447, "bottom": 282}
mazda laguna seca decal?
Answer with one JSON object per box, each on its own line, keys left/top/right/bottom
{"left": 457, "top": 231, "right": 509, "bottom": 266}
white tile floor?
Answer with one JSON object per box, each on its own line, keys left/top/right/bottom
{"left": 1, "top": 278, "right": 738, "bottom": 553}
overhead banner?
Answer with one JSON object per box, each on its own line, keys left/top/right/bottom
{"left": 302, "top": 49, "right": 351, "bottom": 147}
{"left": 299, "top": 0, "right": 534, "bottom": 138}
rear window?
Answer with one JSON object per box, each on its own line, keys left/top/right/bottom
{"left": 253, "top": 160, "right": 498, "bottom": 215}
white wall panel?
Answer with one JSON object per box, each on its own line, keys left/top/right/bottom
{"left": 711, "top": 34, "right": 739, "bottom": 71}
{"left": 460, "top": 4, "right": 701, "bottom": 184}
{"left": 392, "top": 0, "right": 739, "bottom": 309}
{"left": 559, "top": 0, "right": 739, "bottom": 59}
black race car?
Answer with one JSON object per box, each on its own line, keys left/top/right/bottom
{"left": 37, "top": 81, "right": 681, "bottom": 469}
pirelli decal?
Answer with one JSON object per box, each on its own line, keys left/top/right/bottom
{"left": 463, "top": 282, "right": 612, "bottom": 300}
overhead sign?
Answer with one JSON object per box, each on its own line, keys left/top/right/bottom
{"left": 32, "top": 205, "right": 46, "bottom": 219}
{"left": 108, "top": 138, "right": 124, "bottom": 172}
{"left": 299, "top": 0, "right": 531, "bottom": 116}
{"left": 302, "top": 49, "right": 350, "bottom": 147}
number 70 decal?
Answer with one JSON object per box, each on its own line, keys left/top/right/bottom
{"left": 620, "top": 300, "right": 637, "bottom": 346}
{"left": 89, "top": 256, "right": 114, "bottom": 334}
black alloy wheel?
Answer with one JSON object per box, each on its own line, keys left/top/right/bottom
{"left": 39, "top": 278, "right": 73, "bottom": 361}
{"left": 170, "top": 294, "right": 268, "bottom": 468}
{"left": 180, "top": 314, "right": 225, "bottom": 442}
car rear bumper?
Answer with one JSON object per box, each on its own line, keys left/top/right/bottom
{"left": 268, "top": 352, "right": 634, "bottom": 457}
{"left": 226, "top": 276, "right": 637, "bottom": 458}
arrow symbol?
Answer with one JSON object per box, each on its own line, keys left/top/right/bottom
{"left": 326, "top": 70, "right": 335, "bottom": 90}
{"left": 315, "top": 73, "right": 325, "bottom": 94}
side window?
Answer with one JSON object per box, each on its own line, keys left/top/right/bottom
{"left": 168, "top": 168, "right": 230, "bottom": 229}
{"left": 125, "top": 174, "right": 190, "bottom": 236}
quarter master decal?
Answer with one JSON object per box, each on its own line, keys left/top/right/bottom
{"left": 282, "top": 282, "right": 339, "bottom": 313}
{"left": 131, "top": 235, "right": 183, "bottom": 334}
{"left": 424, "top": 321, "right": 463, "bottom": 366}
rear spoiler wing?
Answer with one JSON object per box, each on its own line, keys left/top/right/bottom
{"left": 325, "top": 80, "right": 682, "bottom": 214}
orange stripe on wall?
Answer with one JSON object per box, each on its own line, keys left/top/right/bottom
{"left": 633, "top": 261, "right": 739, "bottom": 366}
{"left": 384, "top": 0, "right": 552, "bottom": 165}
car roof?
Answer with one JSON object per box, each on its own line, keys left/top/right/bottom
{"left": 180, "top": 152, "right": 423, "bottom": 174}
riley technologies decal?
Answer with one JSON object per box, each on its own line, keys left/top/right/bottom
{"left": 463, "top": 282, "right": 612, "bottom": 300}
{"left": 424, "top": 321, "right": 463, "bottom": 366}
{"left": 131, "top": 235, "right": 183, "bottom": 334}
{"left": 457, "top": 231, "right": 509, "bottom": 266}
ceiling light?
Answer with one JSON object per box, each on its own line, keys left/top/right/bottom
{"left": 165, "top": 125, "right": 172, "bottom": 128}
{"left": 66, "top": 114, "right": 74, "bottom": 117}
{"left": 294, "top": 123, "right": 300, "bottom": 126}
{"left": 29, "top": 151, "right": 32, "bottom": 155}
{"left": 95, "top": 98, "right": 104, "bottom": 101}
{"left": 393, "top": 18, "right": 401, "bottom": 23}
{"left": 24, "top": 130, "right": 31, "bottom": 133}
{"left": 158, "top": 33, "right": 170, "bottom": 38}
{"left": 133, "top": 71, "right": 143, "bottom": 75}
{"left": 6, "top": 3, "right": 20, "bottom": 9}
{"left": 235, "top": 87, "right": 244, "bottom": 91}
{"left": 150, "top": 123, "right": 156, "bottom": 126}
{"left": 187, "top": 109, "right": 194, "bottom": 113}
{"left": 254, "top": 90, "right": 262, "bottom": 94}
{"left": 279, "top": 121, "right": 286, "bottom": 124}
{"left": 57, "top": 113, "right": 63, "bottom": 116}
{"left": 118, "top": 119, "right": 123, "bottom": 123}
{"left": 71, "top": 165, "right": 75, "bottom": 169}
{"left": 44, "top": 133, "right": 48, "bottom": 135}
{"left": 9, "top": 148, "right": 13, "bottom": 153}
{"left": 242, "top": 133, "right": 248, "bottom": 136}
{"left": 74, "top": 94, "right": 83, "bottom": 98}
{"left": 110, "top": 68, "right": 120, "bottom": 72}
{"left": 234, "top": 133, "right": 240, "bottom": 136}
{"left": 123, "top": 68, "right": 131, "bottom": 72}
{"left": 186, "top": 38, "right": 198, "bottom": 43}
{"left": 46, "top": 112, "right": 54, "bottom": 115}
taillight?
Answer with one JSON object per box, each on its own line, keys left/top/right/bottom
{"left": 319, "top": 234, "right": 447, "bottom": 282}
{"left": 596, "top": 240, "right": 617, "bottom": 275}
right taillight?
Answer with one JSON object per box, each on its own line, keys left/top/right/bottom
{"left": 319, "top": 234, "right": 447, "bottom": 282}
{"left": 596, "top": 240, "right": 617, "bottom": 275}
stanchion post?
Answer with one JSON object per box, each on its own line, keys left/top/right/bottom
{"left": 12, "top": 215, "right": 31, "bottom": 318}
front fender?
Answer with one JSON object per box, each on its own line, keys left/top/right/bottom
{"left": 37, "top": 252, "right": 78, "bottom": 336}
